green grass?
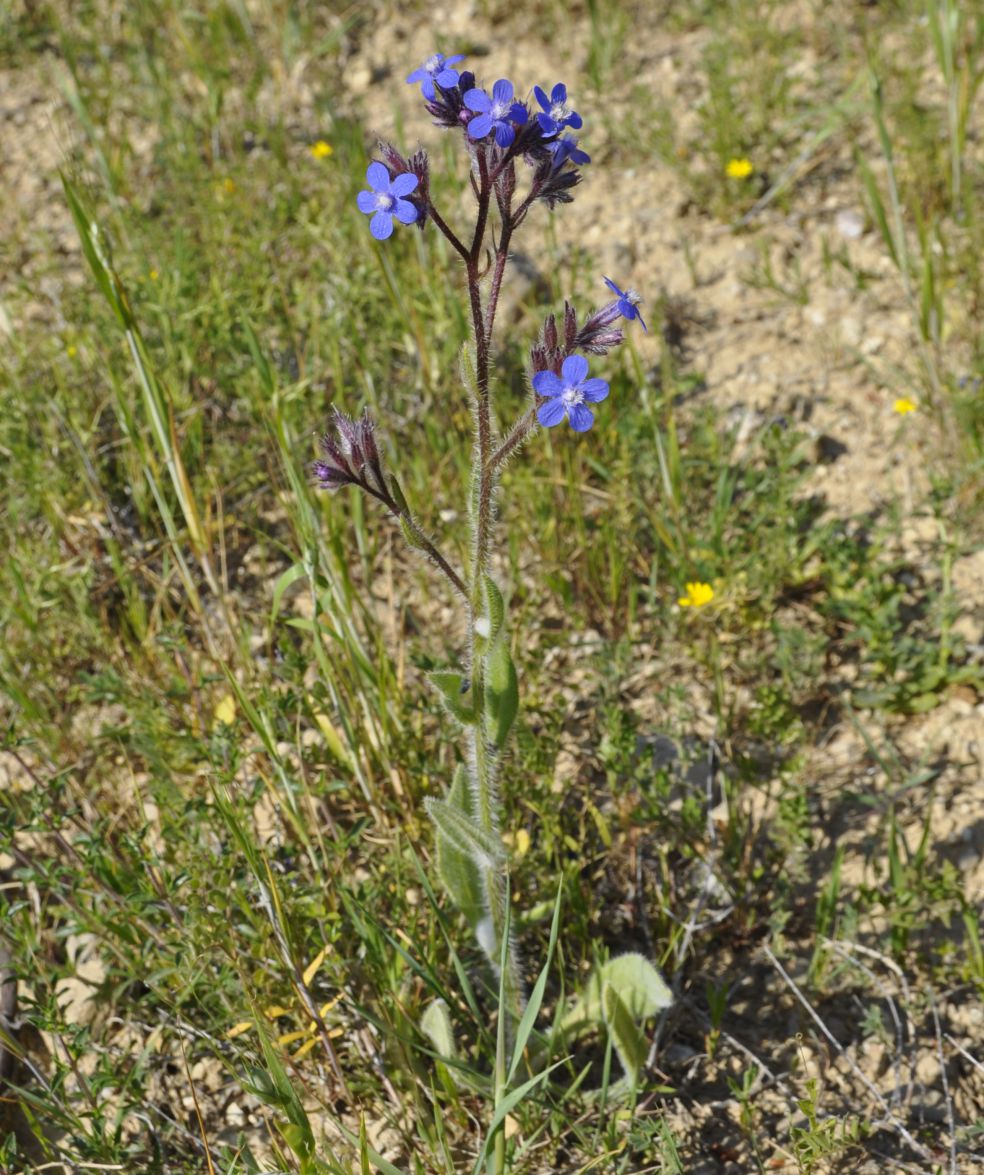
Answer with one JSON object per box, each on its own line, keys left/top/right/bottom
{"left": 1, "top": 1, "right": 983, "bottom": 1172}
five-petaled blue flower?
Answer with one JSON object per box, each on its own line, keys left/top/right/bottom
{"left": 464, "top": 79, "right": 528, "bottom": 148}
{"left": 533, "top": 354, "right": 609, "bottom": 432}
{"left": 604, "top": 276, "right": 648, "bottom": 333}
{"left": 549, "top": 134, "right": 590, "bottom": 168}
{"left": 406, "top": 53, "right": 464, "bottom": 101}
{"left": 533, "top": 83, "right": 583, "bottom": 136}
{"left": 357, "top": 163, "right": 418, "bottom": 241}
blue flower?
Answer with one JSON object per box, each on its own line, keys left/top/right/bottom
{"left": 463, "top": 79, "right": 528, "bottom": 149}
{"left": 357, "top": 163, "right": 418, "bottom": 241}
{"left": 548, "top": 134, "right": 590, "bottom": 168}
{"left": 533, "top": 82, "right": 583, "bottom": 136}
{"left": 533, "top": 354, "right": 609, "bottom": 432}
{"left": 603, "top": 276, "right": 647, "bottom": 333}
{"left": 406, "top": 53, "right": 464, "bottom": 101}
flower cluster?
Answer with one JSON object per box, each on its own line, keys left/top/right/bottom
{"left": 357, "top": 51, "right": 593, "bottom": 243}
{"left": 526, "top": 278, "right": 647, "bottom": 431}
{"left": 345, "top": 52, "right": 650, "bottom": 448}
{"left": 314, "top": 408, "right": 387, "bottom": 497}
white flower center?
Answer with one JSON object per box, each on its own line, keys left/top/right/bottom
{"left": 376, "top": 192, "right": 395, "bottom": 212}
{"left": 425, "top": 55, "right": 441, "bottom": 74}
{"left": 550, "top": 100, "right": 571, "bottom": 123}
{"left": 562, "top": 384, "right": 584, "bottom": 407}
{"left": 490, "top": 97, "right": 511, "bottom": 120}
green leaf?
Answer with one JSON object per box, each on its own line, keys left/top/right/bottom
{"left": 483, "top": 574, "right": 505, "bottom": 644}
{"left": 484, "top": 640, "right": 519, "bottom": 749}
{"left": 602, "top": 982, "right": 647, "bottom": 1086}
{"left": 420, "top": 998, "right": 458, "bottom": 1061}
{"left": 389, "top": 474, "right": 410, "bottom": 515}
{"left": 431, "top": 768, "right": 486, "bottom": 927}
{"left": 270, "top": 562, "right": 307, "bottom": 624}
{"left": 560, "top": 952, "right": 672, "bottom": 1037}
{"left": 424, "top": 794, "right": 503, "bottom": 869}
{"left": 427, "top": 671, "right": 477, "bottom": 725}
{"left": 399, "top": 515, "right": 426, "bottom": 550}
{"left": 508, "top": 881, "right": 563, "bottom": 1084}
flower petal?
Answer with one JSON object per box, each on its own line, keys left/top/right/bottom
{"left": 636, "top": 309, "right": 649, "bottom": 333}
{"left": 369, "top": 211, "right": 394, "bottom": 240}
{"left": 444, "top": 54, "right": 464, "bottom": 67}
{"left": 435, "top": 67, "right": 459, "bottom": 88}
{"left": 389, "top": 172, "right": 418, "bottom": 197}
{"left": 509, "top": 103, "right": 528, "bottom": 125}
{"left": 532, "top": 370, "right": 564, "bottom": 396}
{"left": 406, "top": 68, "right": 427, "bottom": 84}
{"left": 393, "top": 198, "right": 417, "bottom": 224}
{"left": 366, "top": 162, "right": 390, "bottom": 192}
{"left": 561, "top": 354, "right": 589, "bottom": 384}
{"left": 537, "top": 113, "right": 557, "bottom": 134}
{"left": 494, "top": 121, "right": 515, "bottom": 148}
{"left": 534, "top": 85, "right": 550, "bottom": 112}
{"left": 568, "top": 403, "right": 594, "bottom": 432}
{"left": 567, "top": 111, "right": 583, "bottom": 130}
{"left": 463, "top": 88, "right": 491, "bottom": 113}
{"left": 421, "top": 78, "right": 436, "bottom": 100}
{"left": 603, "top": 276, "right": 623, "bottom": 298}
{"left": 581, "top": 378, "right": 609, "bottom": 403}
{"left": 551, "top": 82, "right": 567, "bottom": 103}
{"left": 467, "top": 112, "right": 493, "bottom": 139}
{"left": 491, "top": 78, "right": 514, "bottom": 103}
{"left": 537, "top": 397, "right": 567, "bottom": 428}
{"left": 356, "top": 190, "right": 377, "bottom": 214}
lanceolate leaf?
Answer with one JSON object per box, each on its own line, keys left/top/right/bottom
{"left": 431, "top": 768, "right": 486, "bottom": 927}
{"left": 425, "top": 795, "right": 503, "bottom": 869}
{"left": 427, "top": 670, "right": 478, "bottom": 725}
{"left": 484, "top": 640, "right": 519, "bottom": 748}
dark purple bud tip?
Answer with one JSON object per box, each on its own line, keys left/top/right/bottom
{"left": 313, "top": 459, "right": 354, "bottom": 492}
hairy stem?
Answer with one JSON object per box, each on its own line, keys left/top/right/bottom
{"left": 427, "top": 199, "right": 469, "bottom": 262}
{"left": 489, "top": 406, "right": 536, "bottom": 474}
{"left": 363, "top": 484, "right": 469, "bottom": 600}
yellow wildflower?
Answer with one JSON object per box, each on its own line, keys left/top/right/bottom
{"left": 893, "top": 397, "right": 917, "bottom": 415}
{"left": 66, "top": 344, "right": 77, "bottom": 358}
{"left": 725, "top": 158, "right": 753, "bottom": 180}
{"left": 310, "top": 140, "right": 333, "bottom": 160}
{"left": 149, "top": 268, "right": 159, "bottom": 281}
{"left": 213, "top": 695, "right": 236, "bottom": 729}
{"left": 678, "top": 582, "right": 715, "bottom": 608}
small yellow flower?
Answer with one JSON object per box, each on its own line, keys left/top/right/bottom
{"left": 149, "top": 268, "right": 159, "bottom": 281}
{"left": 678, "top": 581, "right": 715, "bottom": 608}
{"left": 213, "top": 694, "right": 236, "bottom": 729}
{"left": 725, "top": 157, "right": 753, "bottom": 180}
{"left": 893, "top": 397, "right": 917, "bottom": 415}
{"left": 66, "top": 344, "right": 78, "bottom": 358}
{"left": 222, "top": 177, "right": 236, "bottom": 195}
{"left": 310, "top": 140, "right": 333, "bottom": 160}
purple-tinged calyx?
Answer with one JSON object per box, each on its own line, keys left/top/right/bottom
{"left": 314, "top": 408, "right": 387, "bottom": 496}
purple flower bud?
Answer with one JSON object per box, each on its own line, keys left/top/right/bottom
{"left": 563, "top": 302, "right": 578, "bottom": 349}
{"left": 543, "top": 313, "right": 558, "bottom": 352}
{"left": 377, "top": 140, "right": 409, "bottom": 174}
{"left": 578, "top": 327, "right": 625, "bottom": 355}
{"left": 313, "top": 430, "right": 356, "bottom": 492}
{"left": 315, "top": 407, "right": 392, "bottom": 499}
{"left": 575, "top": 303, "right": 627, "bottom": 354}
